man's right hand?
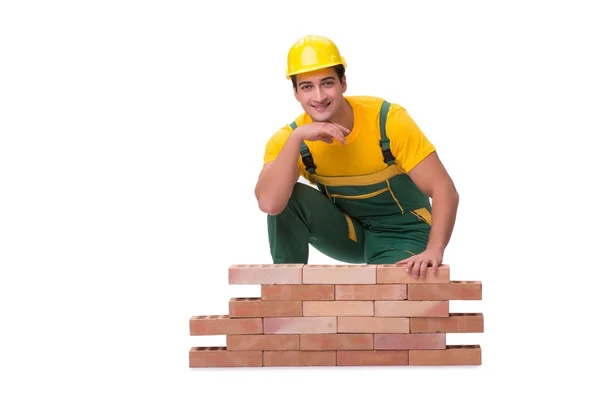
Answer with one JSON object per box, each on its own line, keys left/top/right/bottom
{"left": 292, "top": 122, "right": 350, "bottom": 145}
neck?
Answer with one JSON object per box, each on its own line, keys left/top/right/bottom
{"left": 330, "top": 98, "right": 354, "bottom": 134}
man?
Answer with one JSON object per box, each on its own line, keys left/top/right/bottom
{"left": 254, "top": 35, "right": 459, "bottom": 279}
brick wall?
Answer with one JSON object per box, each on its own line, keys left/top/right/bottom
{"left": 189, "top": 263, "right": 483, "bottom": 367}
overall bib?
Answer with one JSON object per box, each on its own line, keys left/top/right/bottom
{"left": 267, "top": 101, "right": 433, "bottom": 264}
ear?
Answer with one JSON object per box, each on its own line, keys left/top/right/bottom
{"left": 294, "top": 88, "right": 300, "bottom": 102}
{"left": 341, "top": 76, "right": 347, "bottom": 93}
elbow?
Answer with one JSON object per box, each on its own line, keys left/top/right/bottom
{"left": 256, "top": 195, "right": 286, "bottom": 216}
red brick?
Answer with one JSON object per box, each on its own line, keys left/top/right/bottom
{"left": 189, "top": 347, "right": 262, "bottom": 367}
{"left": 338, "top": 316, "right": 409, "bottom": 333}
{"left": 374, "top": 300, "right": 449, "bottom": 317}
{"left": 263, "top": 350, "right": 336, "bottom": 366}
{"left": 228, "top": 264, "right": 303, "bottom": 284}
{"left": 408, "top": 281, "right": 482, "bottom": 300}
{"left": 261, "top": 284, "right": 334, "bottom": 300}
{"left": 263, "top": 316, "right": 336, "bottom": 334}
{"left": 226, "top": 334, "right": 299, "bottom": 350}
{"left": 229, "top": 297, "right": 302, "bottom": 317}
{"left": 410, "top": 313, "right": 484, "bottom": 333}
{"left": 335, "top": 284, "right": 407, "bottom": 300}
{"left": 337, "top": 350, "right": 409, "bottom": 366}
{"left": 409, "top": 345, "right": 481, "bottom": 365}
{"left": 303, "top": 264, "right": 376, "bottom": 284}
{"left": 374, "top": 333, "right": 446, "bottom": 350}
{"left": 300, "top": 334, "right": 373, "bottom": 350}
{"left": 303, "top": 300, "right": 373, "bottom": 316}
{"left": 189, "top": 315, "right": 262, "bottom": 335}
{"left": 377, "top": 264, "right": 450, "bottom": 283}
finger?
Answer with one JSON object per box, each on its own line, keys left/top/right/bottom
{"left": 432, "top": 260, "right": 440, "bottom": 275}
{"left": 330, "top": 122, "right": 351, "bottom": 134}
{"left": 325, "top": 125, "right": 346, "bottom": 144}
{"left": 419, "top": 260, "right": 430, "bottom": 279}
{"left": 412, "top": 261, "right": 423, "bottom": 278}
{"left": 318, "top": 135, "right": 333, "bottom": 144}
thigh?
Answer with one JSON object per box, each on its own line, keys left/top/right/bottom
{"left": 364, "top": 218, "right": 430, "bottom": 264}
{"left": 293, "top": 182, "right": 366, "bottom": 264}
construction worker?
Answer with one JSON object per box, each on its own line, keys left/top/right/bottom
{"left": 254, "top": 35, "right": 459, "bottom": 279}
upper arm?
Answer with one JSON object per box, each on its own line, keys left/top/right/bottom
{"left": 407, "top": 151, "right": 456, "bottom": 198}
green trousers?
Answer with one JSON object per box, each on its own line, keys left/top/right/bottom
{"left": 267, "top": 182, "right": 432, "bottom": 264}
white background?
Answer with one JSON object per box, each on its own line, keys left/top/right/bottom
{"left": 1, "top": 0, "right": 599, "bottom": 399}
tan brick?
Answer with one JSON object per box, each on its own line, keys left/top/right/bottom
{"left": 226, "top": 334, "right": 299, "bottom": 350}
{"left": 408, "top": 281, "right": 482, "bottom": 300}
{"left": 409, "top": 345, "right": 481, "bottom": 365}
{"left": 303, "top": 300, "right": 373, "bottom": 316}
{"left": 189, "top": 347, "right": 262, "bottom": 367}
{"left": 261, "top": 284, "right": 334, "bottom": 300}
{"left": 377, "top": 264, "right": 450, "bottom": 283}
{"left": 228, "top": 264, "right": 303, "bottom": 284}
{"left": 374, "top": 300, "right": 449, "bottom": 317}
{"left": 300, "top": 334, "right": 373, "bottom": 350}
{"left": 189, "top": 315, "right": 262, "bottom": 335}
{"left": 335, "top": 284, "right": 407, "bottom": 300}
{"left": 410, "top": 313, "right": 484, "bottom": 333}
{"left": 338, "top": 316, "right": 409, "bottom": 333}
{"left": 263, "top": 350, "right": 336, "bottom": 366}
{"left": 229, "top": 297, "right": 302, "bottom": 317}
{"left": 263, "top": 316, "right": 336, "bottom": 334}
{"left": 337, "top": 350, "right": 409, "bottom": 366}
{"left": 303, "top": 264, "right": 376, "bottom": 284}
{"left": 374, "top": 333, "right": 446, "bottom": 350}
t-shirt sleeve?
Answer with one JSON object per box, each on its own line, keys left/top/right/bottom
{"left": 263, "top": 125, "right": 293, "bottom": 165}
{"left": 386, "top": 104, "right": 436, "bottom": 173}
{"left": 263, "top": 124, "right": 312, "bottom": 182}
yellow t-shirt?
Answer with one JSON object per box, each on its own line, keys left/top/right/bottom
{"left": 263, "top": 96, "right": 436, "bottom": 182}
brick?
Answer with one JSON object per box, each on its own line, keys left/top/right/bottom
{"left": 263, "top": 316, "right": 336, "bottom": 334}
{"left": 409, "top": 345, "right": 481, "bottom": 365}
{"left": 411, "top": 313, "right": 484, "bottom": 333}
{"left": 374, "top": 333, "right": 446, "bottom": 350}
{"left": 229, "top": 297, "right": 302, "bottom": 317}
{"left": 338, "top": 316, "right": 409, "bottom": 333}
{"left": 408, "top": 281, "right": 482, "bottom": 300}
{"left": 374, "top": 301, "right": 449, "bottom": 317}
{"left": 261, "top": 284, "right": 334, "bottom": 300}
{"left": 300, "top": 334, "right": 373, "bottom": 350}
{"left": 226, "top": 334, "right": 299, "bottom": 350}
{"left": 263, "top": 350, "right": 336, "bottom": 366}
{"left": 335, "top": 284, "right": 407, "bottom": 300}
{"left": 303, "top": 264, "right": 376, "bottom": 284}
{"left": 189, "top": 315, "right": 262, "bottom": 335}
{"left": 377, "top": 264, "right": 450, "bottom": 283}
{"left": 303, "top": 300, "right": 373, "bottom": 316}
{"left": 337, "top": 350, "right": 409, "bottom": 366}
{"left": 228, "top": 264, "right": 303, "bottom": 284}
{"left": 189, "top": 347, "right": 262, "bottom": 367}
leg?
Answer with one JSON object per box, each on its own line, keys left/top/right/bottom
{"left": 364, "top": 214, "right": 431, "bottom": 264}
{"left": 267, "top": 182, "right": 366, "bottom": 264}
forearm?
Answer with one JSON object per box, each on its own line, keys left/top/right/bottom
{"left": 255, "top": 131, "right": 304, "bottom": 215}
{"left": 426, "top": 184, "right": 459, "bottom": 252}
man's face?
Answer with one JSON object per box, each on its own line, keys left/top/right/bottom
{"left": 293, "top": 67, "right": 346, "bottom": 122}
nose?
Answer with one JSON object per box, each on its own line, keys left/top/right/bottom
{"left": 315, "top": 87, "right": 327, "bottom": 103}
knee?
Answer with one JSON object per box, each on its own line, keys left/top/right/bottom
{"left": 266, "top": 182, "right": 320, "bottom": 218}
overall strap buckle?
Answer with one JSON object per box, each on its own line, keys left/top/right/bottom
{"left": 379, "top": 100, "right": 395, "bottom": 165}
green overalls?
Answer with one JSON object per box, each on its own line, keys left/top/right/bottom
{"left": 267, "top": 101, "right": 433, "bottom": 264}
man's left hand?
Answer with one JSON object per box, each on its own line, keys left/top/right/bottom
{"left": 396, "top": 248, "right": 443, "bottom": 279}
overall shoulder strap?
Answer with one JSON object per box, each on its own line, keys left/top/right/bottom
{"left": 379, "top": 100, "right": 395, "bottom": 166}
{"left": 289, "top": 121, "right": 317, "bottom": 174}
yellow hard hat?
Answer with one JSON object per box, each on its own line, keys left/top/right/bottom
{"left": 286, "top": 35, "right": 346, "bottom": 79}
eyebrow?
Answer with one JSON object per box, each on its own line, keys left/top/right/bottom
{"left": 298, "top": 76, "right": 336, "bottom": 86}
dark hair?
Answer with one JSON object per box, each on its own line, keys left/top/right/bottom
{"left": 291, "top": 64, "right": 346, "bottom": 90}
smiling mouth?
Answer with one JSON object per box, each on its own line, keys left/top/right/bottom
{"left": 312, "top": 102, "right": 330, "bottom": 111}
